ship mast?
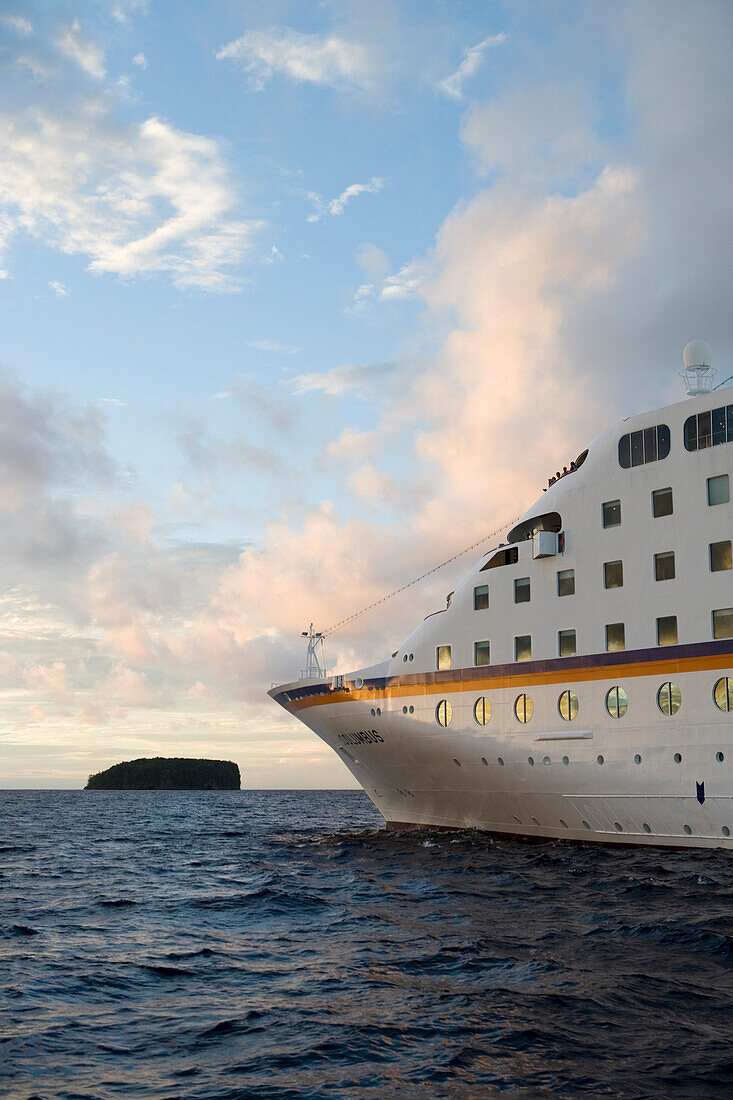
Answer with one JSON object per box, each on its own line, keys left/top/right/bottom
{"left": 301, "top": 624, "right": 326, "bottom": 679}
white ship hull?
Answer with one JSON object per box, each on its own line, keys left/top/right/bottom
{"left": 270, "top": 641, "right": 733, "bottom": 848}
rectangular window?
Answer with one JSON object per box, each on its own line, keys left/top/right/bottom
{"left": 656, "top": 615, "right": 678, "bottom": 646}
{"left": 604, "top": 560, "right": 623, "bottom": 589}
{"left": 514, "top": 577, "right": 531, "bottom": 603}
{"left": 474, "top": 640, "right": 491, "bottom": 666}
{"left": 708, "top": 474, "right": 730, "bottom": 506}
{"left": 654, "top": 551, "right": 676, "bottom": 581}
{"left": 605, "top": 622, "right": 625, "bottom": 651}
{"left": 557, "top": 568, "right": 575, "bottom": 596}
{"left": 436, "top": 645, "right": 452, "bottom": 671}
{"left": 473, "top": 584, "right": 489, "bottom": 610}
{"left": 558, "top": 629, "right": 576, "bottom": 657}
{"left": 710, "top": 540, "right": 732, "bottom": 572}
{"left": 713, "top": 608, "right": 733, "bottom": 639}
{"left": 602, "top": 499, "right": 621, "bottom": 528}
{"left": 652, "top": 488, "right": 673, "bottom": 517}
{"left": 514, "top": 635, "right": 532, "bottom": 662}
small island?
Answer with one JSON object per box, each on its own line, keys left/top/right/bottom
{"left": 85, "top": 757, "right": 241, "bottom": 790}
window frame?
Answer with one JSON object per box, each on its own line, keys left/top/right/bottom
{"left": 707, "top": 474, "right": 730, "bottom": 506}
{"left": 656, "top": 615, "right": 678, "bottom": 646}
{"left": 654, "top": 550, "right": 676, "bottom": 582}
{"left": 602, "top": 499, "right": 621, "bottom": 528}
{"left": 652, "top": 487, "right": 673, "bottom": 518}
{"left": 473, "top": 584, "right": 489, "bottom": 611}
{"left": 436, "top": 644, "right": 452, "bottom": 671}
{"left": 712, "top": 608, "right": 733, "bottom": 640}
{"left": 514, "top": 634, "right": 532, "bottom": 662}
{"left": 604, "top": 559, "right": 623, "bottom": 589}
{"left": 605, "top": 622, "right": 625, "bottom": 652}
{"left": 473, "top": 640, "right": 491, "bottom": 667}
{"left": 557, "top": 568, "right": 575, "bottom": 596}
{"left": 558, "top": 629, "right": 577, "bottom": 657}
{"left": 514, "top": 576, "right": 531, "bottom": 604}
{"left": 709, "top": 540, "right": 732, "bottom": 572}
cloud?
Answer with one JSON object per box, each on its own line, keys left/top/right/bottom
{"left": 56, "top": 20, "right": 106, "bottom": 79}
{"left": 49, "top": 280, "right": 69, "bottom": 297}
{"left": 307, "top": 177, "right": 384, "bottom": 223}
{"left": 355, "top": 260, "right": 425, "bottom": 305}
{"left": 0, "top": 106, "right": 261, "bottom": 291}
{"left": 357, "top": 243, "right": 389, "bottom": 279}
{"left": 291, "top": 361, "right": 395, "bottom": 397}
{"left": 439, "top": 33, "right": 506, "bottom": 100}
{"left": 216, "top": 27, "right": 374, "bottom": 93}
{"left": 247, "top": 339, "right": 301, "bottom": 355}
{"left": 1, "top": 14, "right": 33, "bottom": 35}
{"left": 133, "top": 52, "right": 147, "bottom": 69}
{"left": 24, "top": 661, "right": 69, "bottom": 700}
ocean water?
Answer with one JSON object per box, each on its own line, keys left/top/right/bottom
{"left": 2, "top": 791, "right": 733, "bottom": 1100}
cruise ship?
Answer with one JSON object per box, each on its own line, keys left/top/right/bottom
{"left": 269, "top": 343, "right": 733, "bottom": 848}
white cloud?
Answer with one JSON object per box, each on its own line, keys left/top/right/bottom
{"left": 111, "top": 0, "right": 149, "bottom": 24}
{"left": 355, "top": 260, "right": 425, "bottom": 305}
{"left": 1, "top": 14, "right": 33, "bottom": 35}
{"left": 57, "top": 20, "right": 106, "bottom": 80}
{"left": 291, "top": 361, "right": 395, "bottom": 397}
{"left": 216, "top": 28, "right": 374, "bottom": 93}
{"left": 307, "top": 177, "right": 384, "bottom": 222}
{"left": 247, "top": 339, "right": 301, "bottom": 355}
{"left": 0, "top": 108, "right": 260, "bottom": 291}
{"left": 357, "top": 243, "right": 389, "bottom": 279}
{"left": 49, "top": 280, "right": 69, "bottom": 297}
{"left": 133, "top": 52, "right": 147, "bottom": 69}
{"left": 439, "top": 33, "right": 506, "bottom": 100}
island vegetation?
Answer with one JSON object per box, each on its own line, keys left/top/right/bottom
{"left": 85, "top": 757, "right": 240, "bottom": 790}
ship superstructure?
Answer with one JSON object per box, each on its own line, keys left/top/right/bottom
{"left": 269, "top": 343, "right": 733, "bottom": 847}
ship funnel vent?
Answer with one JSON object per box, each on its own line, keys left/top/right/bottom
{"left": 681, "top": 340, "right": 715, "bottom": 396}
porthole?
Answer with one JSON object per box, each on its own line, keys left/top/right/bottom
{"left": 674, "top": 752, "right": 682, "bottom": 763}
{"left": 403, "top": 654, "right": 407, "bottom": 663}
{"left": 714, "top": 677, "right": 733, "bottom": 712}
{"left": 542, "top": 756, "right": 551, "bottom": 766}
{"left": 436, "top": 700, "right": 453, "bottom": 727}
{"left": 716, "top": 751, "right": 725, "bottom": 762}
{"left": 370, "top": 708, "right": 375, "bottom": 716}
{"left": 562, "top": 756, "right": 569, "bottom": 765}
{"left": 683, "top": 824, "right": 692, "bottom": 835}
{"left": 531, "top": 817, "right": 540, "bottom": 826}
{"left": 355, "top": 677, "right": 363, "bottom": 689}
{"left": 514, "top": 693, "right": 534, "bottom": 723}
{"left": 376, "top": 707, "right": 381, "bottom": 716}
{"left": 558, "top": 689, "right": 579, "bottom": 722}
{"left": 642, "top": 823, "right": 651, "bottom": 834}
{"left": 634, "top": 753, "right": 642, "bottom": 764}
{"left": 606, "top": 686, "right": 628, "bottom": 719}
{"left": 409, "top": 706, "right": 414, "bottom": 714}
{"left": 560, "top": 819, "right": 569, "bottom": 829}
{"left": 722, "top": 826, "right": 731, "bottom": 837}
{"left": 528, "top": 756, "right": 535, "bottom": 766}
{"left": 657, "top": 681, "right": 681, "bottom": 716}
{"left": 497, "top": 757, "right": 505, "bottom": 766}
{"left": 474, "top": 696, "right": 492, "bottom": 725}
{"left": 453, "top": 758, "right": 461, "bottom": 767}
{"left": 402, "top": 706, "right": 408, "bottom": 714}
{"left": 513, "top": 815, "right": 522, "bottom": 824}
{"left": 481, "top": 757, "right": 488, "bottom": 766}
{"left": 614, "top": 822, "right": 623, "bottom": 832}
{"left": 582, "top": 820, "right": 591, "bottom": 830}
{"left": 409, "top": 654, "right": 414, "bottom": 662}
{"left": 597, "top": 755, "right": 605, "bottom": 765}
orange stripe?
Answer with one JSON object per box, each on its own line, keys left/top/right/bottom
{"left": 288, "top": 651, "right": 733, "bottom": 712}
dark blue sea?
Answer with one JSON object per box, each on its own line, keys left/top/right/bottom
{"left": 2, "top": 791, "right": 733, "bottom": 1099}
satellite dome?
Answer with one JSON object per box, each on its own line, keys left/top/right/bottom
{"left": 683, "top": 340, "right": 712, "bottom": 369}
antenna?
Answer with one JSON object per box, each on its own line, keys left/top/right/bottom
{"left": 301, "top": 623, "right": 327, "bottom": 680}
{"left": 680, "top": 340, "right": 715, "bottom": 396}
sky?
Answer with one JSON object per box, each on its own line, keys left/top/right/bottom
{"left": 1, "top": 0, "right": 732, "bottom": 788}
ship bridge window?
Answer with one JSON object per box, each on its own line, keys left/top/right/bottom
{"left": 656, "top": 615, "right": 678, "bottom": 646}
{"left": 557, "top": 569, "right": 575, "bottom": 596}
{"left": 436, "top": 645, "right": 452, "bottom": 671}
{"left": 473, "top": 584, "right": 489, "bottom": 610}
{"left": 514, "top": 577, "right": 530, "bottom": 603}
{"left": 713, "top": 608, "right": 733, "bottom": 639}
{"left": 618, "top": 424, "right": 671, "bottom": 468}
{"left": 602, "top": 500, "right": 621, "bottom": 528}
{"left": 707, "top": 474, "right": 730, "bottom": 506}
{"left": 710, "top": 541, "right": 732, "bottom": 571}
{"left": 684, "top": 404, "right": 733, "bottom": 451}
{"left": 652, "top": 488, "right": 673, "bottom": 517}
{"left": 482, "top": 546, "right": 519, "bottom": 570}
{"left": 507, "top": 511, "right": 562, "bottom": 545}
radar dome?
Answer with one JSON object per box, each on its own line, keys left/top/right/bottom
{"left": 683, "top": 340, "right": 712, "bottom": 369}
